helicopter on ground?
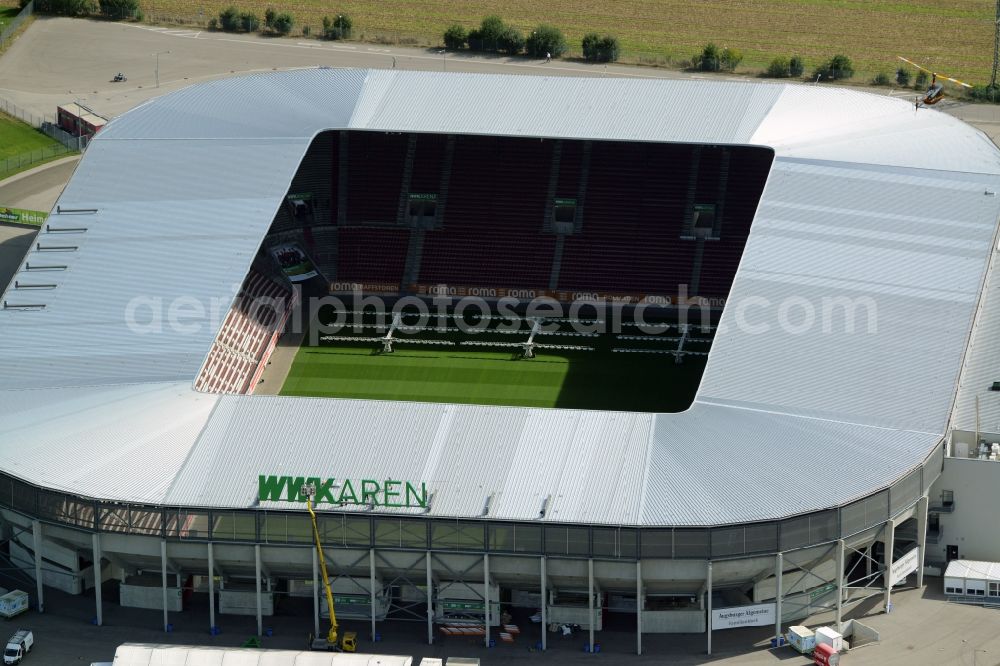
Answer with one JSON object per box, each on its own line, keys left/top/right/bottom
{"left": 897, "top": 56, "right": 972, "bottom": 107}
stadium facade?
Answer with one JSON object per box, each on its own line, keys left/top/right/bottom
{"left": 0, "top": 69, "right": 999, "bottom": 654}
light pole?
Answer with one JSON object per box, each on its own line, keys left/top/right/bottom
{"left": 75, "top": 97, "right": 86, "bottom": 151}
{"left": 154, "top": 50, "right": 170, "bottom": 88}
{"left": 438, "top": 50, "right": 446, "bottom": 71}
{"left": 975, "top": 649, "right": 988, "bottom": 666}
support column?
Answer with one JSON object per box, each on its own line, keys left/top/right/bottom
{"left": 540, "top": 556, "right": 547, "bottom": 652}
{"left": 254, "top": 544, "right": 263, "bottom": 636}
{"left": 483, "top": 553, "right": 491, "bottom": 648}
{"left": 636, "top": 560, "right": 643, "bottom": 656}
{"left": 160, "top": 540, "right": 169, "bottom": 632}
{"left": 369, "top": 548, "right": 377, "bottom": 643}
{"left": 312, "top": 545, "right": 319, "bottom": 638}
{"left": 774, "top": 552, "right": 783, "bottom": 643}
{"left": 426, "top": 551, "right": 434, "bottom": 645}
{"left": 836, "top": 539, "right": 845, "bottom": 632}
{"left": 706, "top": 561, "right": 713, "bottom": 656}
{"left": 883, "top": 519, "right": 896, "bottom": 613}
{"left": 588, "top": 558, "right": 595, "bottom": 653}
{"left": 208, "top": 542, "right": 216, "bottom": 633}
{"left": 31, "top": 520, "right": 43, "bottom": 614}
{"left": 916, "top": 495, "right": 929, "bottom": 588}
{"left": 92, "top": 533, "right": 103, "bottom": 626}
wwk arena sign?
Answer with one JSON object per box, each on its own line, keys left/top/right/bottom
{"left": 259, "top": 475, "right": 428, "bottom": 508}
{"left": 711, "top": 603, "right": 775, "bottom": 630}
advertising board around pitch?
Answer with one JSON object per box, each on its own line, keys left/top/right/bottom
{"left": 711, "top": 602, "right": 775, "bottom": 630}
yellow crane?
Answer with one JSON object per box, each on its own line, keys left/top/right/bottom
{"left": 303, "top": 484, "right": 357, "bottom": 652}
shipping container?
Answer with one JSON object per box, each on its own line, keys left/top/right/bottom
{"left": 815, "top": 626, "right": 843, "bottom": 653}
{"left": 786, "top": 625, "right": 815, "bottom": 654}
{"left": 0, "top": 592, "right": 29, "bottom": 619}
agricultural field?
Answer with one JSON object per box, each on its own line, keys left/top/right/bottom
{"left": 126, "top": 0, "right": 993, "bottom": 84}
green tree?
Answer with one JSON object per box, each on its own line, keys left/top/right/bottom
{"left": 322, "top": 13, "right": 351, "bottom": 39}
{"left": 526, "top": 24, "right": 567, "bottom": 59}
{"left": 443, "top": 24, "right": 467, "bottom": 50}
{"left": 238, "top": 10, "right": 258, "bottom": 32}
{"left": 789, "top": 56, "right": 805, "bottom": 77}
{"left": 817, "top": 54, "right": 853, "bottom": 80}
{"left": 496, "top": 25, "right": 524, "bottom": 55}
{"left": 264, "top": 7, "right": 275, "bottom": 28}
{"left": 582, "top": 33, "right": 619, "bottom": 62}
{"left": 35, "top": 0, "right": 95, "bottom": 15}
{"left": 914, "top": 70, "right": 929, "bottom": 89}
{"left": 720, "top": 47, "right": 742, "bottom": 71}
{"left": 271, "top": 12, "right": 293, "bottom": 35}
{"left": 218, "top": 6, "right": 239, "bottom": 31}
{"left": 694, "top": 43, "right": 721, "bottom": 72}
{"left": 98, "top": 0, "right": 137, "bottom": 19}
{"left": 766, "top": 56, "right": 790, "bottom": 78}
{"left": 895, "top": 66, "right": 911, "bottom": 86}
{"left": 333, "top": 13, "right": 351, "bottom": 38}
{"left": 969, "top": 84, "right": 1000, "bottom": 102}
{"left": 476, "top": 15, "right": 505, "bottom": 51}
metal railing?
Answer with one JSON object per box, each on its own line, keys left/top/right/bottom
{"left": 0, "top": 95, "right": 50, "bottom": 128}
{"left": 0, "top": 443, "right": 942, "bottom": 559}
{"left": 0, "top": 1, "right": 33, "bottom": 51}
{"left": 0, "top": 96, "right": 82, "bottom": 178}
{"left": 0, "top": 143, "right": 75, "bottom": 179}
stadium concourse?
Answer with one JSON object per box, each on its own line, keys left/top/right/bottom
{"left": 0, "top": 69, "right": 998, "bottom": 658}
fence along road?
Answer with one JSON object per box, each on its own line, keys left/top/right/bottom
{"left": 0, "top": 1, "right": 32, "bottom": 51}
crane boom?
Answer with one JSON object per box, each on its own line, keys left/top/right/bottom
{"left": 306, "top": 491, "right": 339, "bottom": 648}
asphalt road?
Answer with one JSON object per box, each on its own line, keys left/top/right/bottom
{"left": 0, "top": 224, "right": 36, "bottom": 292}
{"left": 3, "top": 16, "right": 997, "bottom": 138}
{"left": 0, "top": 156, "right": 79, "bottom": 212}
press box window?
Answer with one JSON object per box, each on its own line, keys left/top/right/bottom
{"left": 286, "top": 192, "right": 314, "bottom": 222}
{"left": 407, "top": 193, "right": 437, "bottom": 224}
{"left": 552, "top": 198, "right": 576, "bottom": 234}
{"left": 693, "top": 203, "right": 717, "bottom": 238}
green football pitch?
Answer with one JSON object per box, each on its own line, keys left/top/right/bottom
{"left": 280, "top": 343, "right": 705, "bottom": 412}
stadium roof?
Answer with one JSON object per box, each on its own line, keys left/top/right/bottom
{"left": 1, "top": 69, "right": 998, "bottom": 527}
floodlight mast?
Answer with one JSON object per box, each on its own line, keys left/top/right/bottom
{"left": 303, "top": 483, "right": 339, "bottom": 649}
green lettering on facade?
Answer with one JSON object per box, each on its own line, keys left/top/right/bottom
{"left": 405, "top": 481, "right": 428, "bottom": 508}
{"left": 361, "top": 480, "right": 381, "bottom": 506}
{"left": 383, "top": 479, "right": 402, "bottom": 507}
{"left": 338, "top": 479, "right": 357, "bottom": 504}
{"left": 316, "top": 478, "right": 336, "bottom": 503}
{"left": 288, "top": 476, "right": 307, "bottom": 501}
{"left": 258, "top": 475, "right": 288, "bottom": 501}
{"left": 259, "top": 475, "right": 428, "bottom": 508}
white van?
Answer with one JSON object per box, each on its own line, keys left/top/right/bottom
{"left": 3, "top": 630, "right": 33, "bottom": 664}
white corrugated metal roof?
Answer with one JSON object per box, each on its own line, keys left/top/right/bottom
{"left": 699, "top": 157, "right": 1000, "bottom": 432}
{"left": 0, "top": 69, "right": 996, "bottom": 526}
{"left": 944, "top": 559, "right": 1000, "bottom": 582}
